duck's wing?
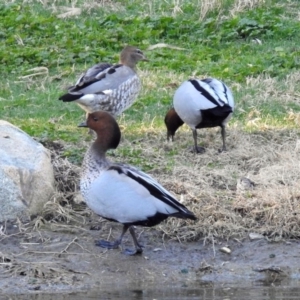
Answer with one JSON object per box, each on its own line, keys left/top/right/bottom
{"left": 72, "top": 62, "right": 113, "bottom": 89}
{"left": 174, "top": 79, "right": 219, "bottom": 113}
{"left": 109, "top": 164, "right": 196, "bottom": 220}
{"left": 201, "top": 78, "right": 234, "bottom": 109}
{"left": 69, "top": 64, "right": 136, "bottom": 94}
{"left": 59, "top": 64, "right": 138, "bottom": 101}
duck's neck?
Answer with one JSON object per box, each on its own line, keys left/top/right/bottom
{"left": 120, "top": 58, "right": 136, "bottom": 70}
{"left": 91, "top": 141, "right": 107, "bottom": 158}
{"left": 126, "top": 62, "right": 136, "bottom": 70}
{"left": 82, "top": 142, "right": 109, "bottom": 171}
{"left": 80, "top": 143, "right": 110, "bottom": 197}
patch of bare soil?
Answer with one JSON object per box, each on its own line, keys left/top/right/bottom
{"left": 1, "top": 223, "right": 300, "bottom": 295}
{"left": 1, "top": 128, "right": 300, "bottom": 295}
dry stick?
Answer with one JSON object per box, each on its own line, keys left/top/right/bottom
{"left": 58, "top": 238, "right": 107, "bottom": 257}
{"left": 49, "top": 224, "right": 90, "bottom": 232}
{"left": 60, "top": 237, "right": 78, "bottom": 254}
{"left": 14, "top": 250, "right": 103, "bottom": 258}
{"left": 106, "top": 227, "right": 112, "bottom": 241}
{"left": 212, "top": 235, "right": 216, "bottom": 258}
{"left": 18, "top": 72, "right": 48, "bottom": 79}
{"left": 176, "top": 235, "right": 182, "bottom": 244}
{"left": 58, "top": 239, "right": 102, "bottom": 257}
{"left": 1, "top": 261, "right": 56, "bottom": 265}
{"left": 0, "top": 220, "right": 8, "bottom": 236}
{"left": 137, "top": 229, "right": 144, "bottom": 241}
{"left": 0, "top": 231, "right": 26, "bottom": 241}
{"left": 13, "top": 237, "right": 105, "bottom": 258}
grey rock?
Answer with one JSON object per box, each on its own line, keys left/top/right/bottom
{"left": 0, "top": 120, "right": 55, "bottom": 222}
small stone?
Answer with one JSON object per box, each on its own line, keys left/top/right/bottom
{"left": 220, "top": 247, "right": 231, "bottom": 254}
{"left": 153, "top": 248, "right": 163, "bottom": 252}
{"left": 249, "top": 233, "right": 264, "bottom": 240}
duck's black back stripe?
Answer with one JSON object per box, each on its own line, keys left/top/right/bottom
{"left": 201, "top": 78, "right": 229, "bottom": 105}
{"left": 72, "top": 63, "right": 123, "bottom": 90}
{"left": 86, "top": 63, "right": 112, "bottom": 78}
{"left": 107, "top": 64, "right": 122, "bottom": 74}
{"left": 221, "top": 82, "right": 229, "bottom": 103}
{"left": 189, "top": 79, "right": 220, "bottom": 106}
{"left": 110, "top": 166, "right": 187, "bottom": 210}
{"left": 74, "top": 73, "right": 106, "bottom": 90}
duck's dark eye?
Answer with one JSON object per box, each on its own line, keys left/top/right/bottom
{"left": 135, "top": 49, "right": 143, "bottom": 54}
{"left": 93, "top": 117, "right": 99, "bottom": 122}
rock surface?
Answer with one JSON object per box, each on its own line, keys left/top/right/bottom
{"left": 0, "top": 120, "right": 55, "bottom": 222}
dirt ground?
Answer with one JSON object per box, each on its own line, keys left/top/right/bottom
{"left": 1, "top": 219, "right": 300, "bottom": 296}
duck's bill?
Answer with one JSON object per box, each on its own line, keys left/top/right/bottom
{"left": 78, "top": 120, "right": 88, "bottom": 127}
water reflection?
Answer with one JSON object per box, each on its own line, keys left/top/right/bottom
{"left": 5, "top": 281, "right": 300, "bottom": 300}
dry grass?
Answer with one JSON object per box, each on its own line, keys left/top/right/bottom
{"left": 230, "top": 0, "right": 266, "bottom": 16}
{"left": 199, "top": 0, "right": 222, "bottom": 21}
{"left": 28, "top": 126, "right": 300, "bottom": 243}
{"left": 4, "top": 0, "right": 121, "bottom": 16}
{"left": 28, "top": 72, "right": 300, "bottom": 244}
{"left": 197, "top": 0, "right": 267, "bottom": 21}
{"left": 129, "top": 125, "right": 300, "bottom": 242}
{"left": 38, "top": 140, "right": 90, "bottom": 225}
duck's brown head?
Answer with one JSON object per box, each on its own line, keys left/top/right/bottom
{"left": 79, "top": 111, "right": 121, "bottom": 151}
{"left": 120, "top": 46, "right": 148, "bottom": 69}
{"left": 164, "top": 108, "right": 184, "bottom": 141}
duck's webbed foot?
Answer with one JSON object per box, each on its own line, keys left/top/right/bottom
{"left": 95, "top": 239, "right": 121, "bottom": 249}
{"left": 189, "top": 145, "right": 205, "bottom": 154}
{"left": 123, "top": 247, "right": 143, "bottom": 256}
{"left": 94, "top": 225, "right": 144, "bottom": 255}
{"left": 218, "top": 146, "right": 227, "bottom": 153}
{"left": 122, "top": 226, "right": 144, "bottom": 255}
{"left": 95, "top": 224, "right": 128, "bottom": 250}
{"left": 195, "top": 146, "right": 206, "bottom": 153}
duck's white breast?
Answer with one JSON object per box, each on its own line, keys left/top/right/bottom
{"left": 83, "top": 168, "right": 178, "bottom": 223}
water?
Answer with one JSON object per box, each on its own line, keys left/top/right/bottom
{"left": 71, "top": 285, "right": 300, "bottom": 300}
{"left": 3, "top": 281, "right": 300, "bottom": 300}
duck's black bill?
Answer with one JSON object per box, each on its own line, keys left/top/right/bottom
{"left": 78, "top": 121, "right": 88, "bottom": 127}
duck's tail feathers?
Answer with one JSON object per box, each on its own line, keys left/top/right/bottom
{"left": 59, "top": 92, "right": 83, "bottom": 102}
{"left": 173, "top": 210, "right": 197, "bottom": 221}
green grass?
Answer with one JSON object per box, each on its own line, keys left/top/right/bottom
{"left": 1, "top": 0, "right": 300, "bottom": 166}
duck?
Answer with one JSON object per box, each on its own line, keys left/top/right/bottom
{"left": 59, "top": 46, "right": 148, "bottom": 117}
{"left": 165, "top": 78, "right": 234, "bottom": 153}
{"left": 79, "top": 111, "right": 196, "bottom": 255}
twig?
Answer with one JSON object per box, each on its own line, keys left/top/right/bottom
{"left": 212, "top": 235, "right": 216, "bottom": 258}
{"left": 18, "top": 72, "right": 48, "bottom": 79}
{"left": 13, "top": 250, "right": 102, "bottom": 258}
{"left": 147, "top": 43, "right": 186, "bottom": 51}
{"left": 60, "top": 237, "right": 78, "bottom": 254}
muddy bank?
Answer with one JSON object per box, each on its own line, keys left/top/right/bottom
{"left": 1, "top": 221, "right": 300, "bottom": 295}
